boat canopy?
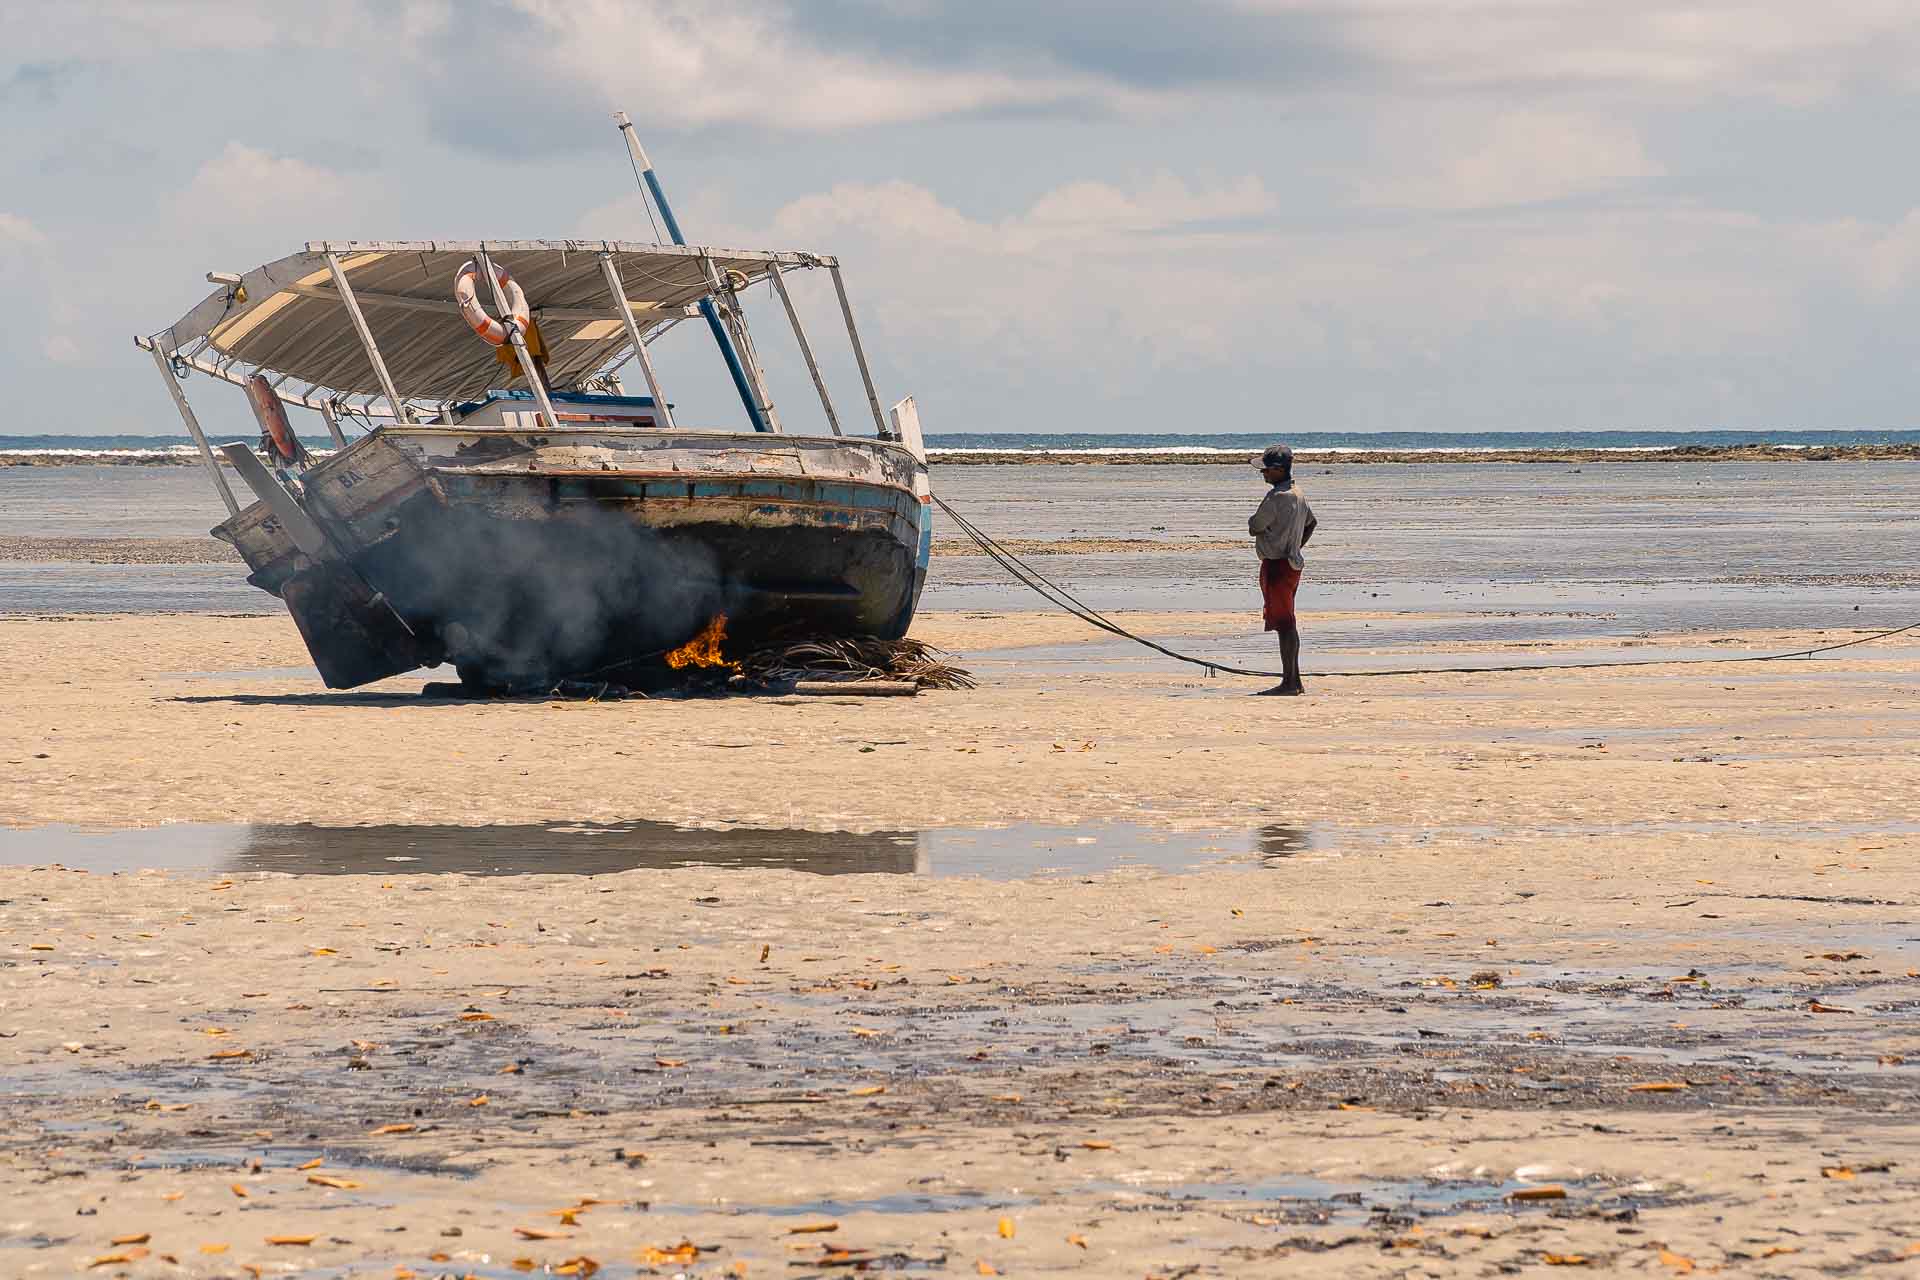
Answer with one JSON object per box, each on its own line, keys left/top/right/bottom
{"left": 141, "top": 240, "right": 838, "bottom": 410}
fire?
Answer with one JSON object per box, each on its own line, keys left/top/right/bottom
{"left": 665, "top": 614, "right": 737, "bottom": 671}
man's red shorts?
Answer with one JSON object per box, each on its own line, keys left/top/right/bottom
{"left": 1260, "top": 558, "right": 1303, "bottom": 631}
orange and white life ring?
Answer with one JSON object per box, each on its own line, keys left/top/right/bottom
{"left": 453, "top": 258, "right": 530, "bottom": 347}
{"left": 244, "top": 373, "right": 302, "bottom": 464}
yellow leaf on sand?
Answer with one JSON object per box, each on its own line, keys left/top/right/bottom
{"left": 111, "top": 1233, "right": 151, "bottom": 1245}
{"left": 1760, "top": 1246, "right": 1799, "bottom": 1258}
{"left": 1081, "top": 1140, "right": 1113, "bottom": 1150}
{"left": 849, "top": 1027, "right": 882, "bottom": 1038}
{"left": 310, "top": 948, "right": 337, "bottom": 956}
{"left": 459, "top": 1011, "right": 495, "bottom": 1022}
{"left": 160, "top": 1192, "right": 184, "bottom": 1202}
{"left": 515, "top": 1226, "right": 570, "bottom": 1240}
{"left": 786, "top": 1222, "right": 838, "bottom": 1235}
{"left": 639, "top": 1242, "right": 699, "bottom": 1264}
{"left": 1660, "top": 1248, "right": 1695, "bottom": 1272}
{"left": 230, "top": 1183, "right": 250, "bottom": 1198}
{"left": 307, "top": 1174, "right": 360, "bottom": 1189}
{"left": 992, "top": 1094, "right": 1022, "bottom": 1103}
{"left": 208, "top": 1049, "right": 253, "bottom": 1060}
{"left": 266, "top": 1235, "right": 317, "bottom": 1246}
{"left": 370, "top": 1123, "right": 416, "bottom": 1135}
{"left": 976, "top": 1262, "right": 998, "bottom": 1276}
{"left": 1509, "top": 1186, "right": 1567, "bottom": 1202}
{"left": 297, "top": 1157, "right": 324, "bottom": 1170}
{"left": 654, "top": 1058, "right": 687, "bottom": 1068}
{"left": 1822, "top": 1166, "right": 1856, "bottom": 1180}
{"left": 1629, "top": 1081, "right": 1689, "bottom": 1092}
{"left": 1067, "top": 1233, "right": 1088, "bottom": 1248}
{"left": 199, "top": 1243, "right": 230, "bottom": 1254}
{"left": 469, "top": 1095, "right": 490, "bottom": 1107}
{"left": 90, "top": 1253, "right": 142, "bottom": 1268}
{"left": 1543, "top": 1254, "right": 1589, "bottom": 1266}
{"left": 998, "top": 1217, "right": 1015, "bottom": 1239}
{"left": 849, "top": 1085, "right": 886, "bottom": 1097}
{"left": 500, "top": 1062, "right": 523, "bottom": 1074}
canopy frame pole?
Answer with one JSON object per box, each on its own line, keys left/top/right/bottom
{"left": 598, "top": 252, "right": 676, "bottom": 429}
{"left": 614, "top": 112, "right": 771, "bottom": 433}
{"left": 324, "top": 251, "right": 412, "bottom": 425}
{"left": 830, "top": 265, "right": 888, "bottom": 438}
{"left": 318, "top": 399, "right": 349, "bottom": 448}
{"left": 147, "top": 343, "right": 240, "bottom": 517}
{"left": 703, "top": 254, "right": 781, "bottom": 433}
{"left": 477, "top": 247, "right": 563, "bottom": 431}
{"left": 768, "top": 262, "right": 841, "bottom": 437}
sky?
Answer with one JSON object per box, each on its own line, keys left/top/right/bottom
{"left": 6, "top": 0, "right": 1920, "bottom": 437}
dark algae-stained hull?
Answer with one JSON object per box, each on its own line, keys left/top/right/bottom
{"left": 214, "top": 428, "right": 933, "bottom": 689}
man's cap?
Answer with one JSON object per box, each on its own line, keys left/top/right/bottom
{"left": 1258, "top": 444, "right": 1293, "bottom": 470}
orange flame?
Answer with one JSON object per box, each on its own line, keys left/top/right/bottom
{"left": 665, "top": 614, "right": 737, "bottom": 671}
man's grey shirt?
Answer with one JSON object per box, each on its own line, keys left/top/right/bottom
{"left": 1249, "top": 483, "right": 1313, "bottom": 569}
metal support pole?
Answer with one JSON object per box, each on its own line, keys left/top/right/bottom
{"left": 830, "top": 265, "right": 889, "bottom": 437}
{"left": 147, "top": 343, "right": 240, "bottom": 516}
{"left": 325, "top": 252, "right": 411, "bottom": 425}
{"left": 768, "top": 263, "right": 841, "bottom": 437}
{"left": 599, "top": 252, "right": 676, "bottom": 429}
{"left": 319, "top": 399, "right": 348, "bottom": 448}
{"left": 477, "top": 248, "right": 563, "bottom": 431}
{"left": 614, "top": 112, "right": 771, "bottom": 433}
{"left": 704, "top": 255, "right": 781, "bottom": 432}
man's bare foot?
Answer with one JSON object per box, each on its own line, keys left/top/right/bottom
{"left": 1256, "top": 682, "right": 1305, "bottom": 696}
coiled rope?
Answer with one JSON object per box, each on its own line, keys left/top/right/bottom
{"left": 931, "top": 494, "right": 1920, "bottom": 679}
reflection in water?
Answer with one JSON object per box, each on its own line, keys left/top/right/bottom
{"left": 1258, "top": 825, "right": 1314, "bottom": 859}
{"left": 236, "top": 821, "right": 923, "bottom": 877}
{"left": 0, "top": 820, "right": 1325, "bottom": 879}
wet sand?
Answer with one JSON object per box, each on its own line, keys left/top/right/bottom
{"left": 3, "top": 611, "right": 1919, "bottom": 1275}
{"left": 928, "top": 445, "right": 1920, "bottom": 465}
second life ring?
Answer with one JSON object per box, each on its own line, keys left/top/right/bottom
{"left": 454, "top": 258, "right": 530, "bottom": 347}
{"left": 244, "top": 373, "right": 303, "bottom": 465}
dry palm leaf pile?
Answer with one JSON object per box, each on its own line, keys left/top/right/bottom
{"left": 738, "top": 636, "right": 977, "bottom": 691}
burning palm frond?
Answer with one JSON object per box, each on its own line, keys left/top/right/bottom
{"left": 739, "top": 636, "right": 976, "bottom": 691}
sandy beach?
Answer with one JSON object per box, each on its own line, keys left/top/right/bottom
{"left": 4, "top": 608, "right": 1918, "bottom": 1276}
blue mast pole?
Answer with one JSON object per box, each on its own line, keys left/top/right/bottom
{"left": 615, "top": 112, "right": 771, "bottom": 434}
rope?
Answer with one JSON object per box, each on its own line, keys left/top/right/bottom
{"left": 623, "top": 141, "right": 666, "bottom": 244}
{"left": 930, "top": 494, "right": 1920, "bottom": 680}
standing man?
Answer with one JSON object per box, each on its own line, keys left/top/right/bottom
{"left": 1248, "top": 444, "right": 1317, "bottom": 696}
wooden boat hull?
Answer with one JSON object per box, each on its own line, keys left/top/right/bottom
{"left": 214, "top": 427, "right": 932, "bottom": 689}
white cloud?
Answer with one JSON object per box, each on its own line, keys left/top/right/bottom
{"left": 1359, "top": 111, "right": 1663, "bottom": 211}
{"left": 745, "top": 175, "right": 1285, "bottom": 367}
{"left": 1248, "top": 0, "right": 1920, "bottom": 104}
{"left": 170, "top": 142, "right": 350, "bottom": 227}
{"left": 461, "top": 0, "right": 1156, "bottom": 131}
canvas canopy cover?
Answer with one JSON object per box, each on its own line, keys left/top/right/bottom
{"left": 143, "top": 240, "right": 836, "bottom": 411}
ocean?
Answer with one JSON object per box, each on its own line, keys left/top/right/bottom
{"left": 5, "top": 458, "right": 1919, "bottom": 676}
{"left": 7, "top": 427, "right": 1920, "bottom": 460}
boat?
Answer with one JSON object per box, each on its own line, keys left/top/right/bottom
{"left": 135, "top": 118, "right": 931, "bottom": 691}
